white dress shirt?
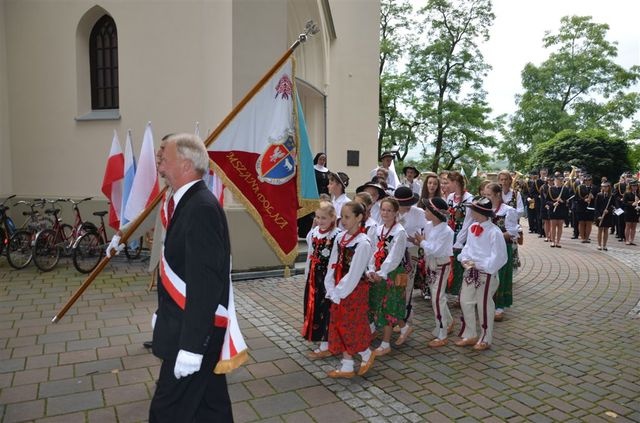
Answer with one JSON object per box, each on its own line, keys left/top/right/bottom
{"left": 458, "top": 220, "right": 508, "bottom": 275}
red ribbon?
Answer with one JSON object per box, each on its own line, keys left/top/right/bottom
{"left": 470, "top": 223, "right": 484, "bottom": 237}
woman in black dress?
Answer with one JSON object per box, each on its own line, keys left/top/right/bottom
{"left": 623, "top": 179, "right": 639, "bottom": 246}
{"left": 545, "top": 172, "right": 573, "bottom": 248}
{"left": 594, "top": 181, "right": 615, "bottom": 250}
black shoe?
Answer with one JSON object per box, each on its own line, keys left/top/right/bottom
{"left": 143, "top": 341, "right": 153, "bottom": 349}
{"left": 571, "top": 236, "right": 578, "bottom": 239}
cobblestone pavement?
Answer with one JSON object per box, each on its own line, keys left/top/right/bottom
{"left": 0, "top": 224, "right": 639, "bottom": 422}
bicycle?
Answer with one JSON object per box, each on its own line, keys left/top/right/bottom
{"left": 73, "top": 210, "right": 142, "bottom": 273}
{"left": 0, "top": 194, "right": 17, "bottom": 256}
{"left": 6, "top": 198, "right": 51, "bottom": 269}
{"left": 32, "top": 199, "right": 75, "bottom": 271}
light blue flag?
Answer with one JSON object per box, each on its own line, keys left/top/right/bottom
{"left": 120, "top": 129, "right": 137, "bottom": 228}
{"left": 296, "top": 91, "right": 319, "bottom": 216}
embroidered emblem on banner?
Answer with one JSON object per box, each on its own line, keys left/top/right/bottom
{"left": 256, "top": 133, "right": 296, "bottom": 185}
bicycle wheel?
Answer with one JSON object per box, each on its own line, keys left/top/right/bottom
{"left": 6, "top": 230, "right": 34, "bottom": 269}
{"left": 0, "top": 227, "right": 5, "bottom": 256}
{"left": 124, "top": 236, "right": 143, "bottom": 260}
{"left": 73, "top": 232, "right": 104, "bottom": 274}
{"left": 33, "top": 229, "right": 60, "bottom": 271}
{"left": 60, "top": 223, "right": 74, "bottom": 256}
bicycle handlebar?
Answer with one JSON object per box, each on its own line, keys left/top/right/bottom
{"left": 0, "top": 194, "right": 16, "bottom": 206}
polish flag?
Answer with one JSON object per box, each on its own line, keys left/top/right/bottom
{"left": 101, "top": 130, "right": 124, "bottom": 230}
{"left": 120, "top": 130, "right": 137, "bottom": 229}
{"left": 124, "top": 122, "right": 160, "bottom": 223}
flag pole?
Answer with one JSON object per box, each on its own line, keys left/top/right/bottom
{"left": 52, "top": 20, "right": 320, "bottom": 323}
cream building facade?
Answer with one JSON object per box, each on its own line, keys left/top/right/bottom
{"left": 0, "top": 0, "right": 380, "bottom": 271}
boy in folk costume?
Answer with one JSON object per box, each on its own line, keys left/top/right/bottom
{"left": 328, "top": 171, "right": 350, "bottom": 219}
{"left": 411, "top": 197, "right": 455, "bottom": 347}
{"left": 366, "top": 198, "right": 408, "bottom": 356}
{"left": 456, "top": 196, "right": 507, "bottom": 351}
{"left": 303, "top": 201, "right": 341, "bottom": 359}
{"left": 324, "top": 201, "right": 376, "bottom": 378}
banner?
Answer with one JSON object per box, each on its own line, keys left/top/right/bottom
{"left": 209, "top": 60, "right": 299, "bottom": 264}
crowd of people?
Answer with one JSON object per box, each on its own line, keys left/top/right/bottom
{"left": 301, "top": 152, "right": 532, "bottom": 378}
{"left": 519, "top": 168, "right": 639, "bottom": 250}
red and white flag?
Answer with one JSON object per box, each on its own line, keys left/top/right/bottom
{"left": 101, "top": 130, "right": 124, "bottom": 230}
{"left": 208, "top": 60, "right": 298, "bottom": 264}
{"left": 123, "top": 122, "right": 160, "bottom": 223}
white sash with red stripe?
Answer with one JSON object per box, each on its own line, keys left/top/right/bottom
{"left": 160, "top": 248, "right": 248, "bottom": 374}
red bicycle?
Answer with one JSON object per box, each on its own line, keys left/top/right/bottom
{"left": 73, "top": 210, "right": 142, "bottom": 273}
{"left": 32, "top": 198, "right": 95, "bottom": 272}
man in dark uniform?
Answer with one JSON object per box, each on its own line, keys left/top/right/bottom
{"left": 574, "top": 174, "right": 598, "bottom": 243}
{"left": 524, "top": 170, "right": 539, "bottom": 233}
{"left": 150, "top": 133, "right": 233, "bottom": 422}
{"left": 569, "top": 170, "right": 582, "bottom": 238}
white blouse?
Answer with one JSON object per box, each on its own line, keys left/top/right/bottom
{"left": 324, "top": 231, "right": 372, "bottom": 304}
{"left": 367, "top": 223, "right": 407, "bottom": 280}
{"left": 304, "top": 226, "right": 341, "bottom": 280}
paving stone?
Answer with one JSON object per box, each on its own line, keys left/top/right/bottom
{"left": 3, "top": 399, "right": 45, "bottom": 423}
{"left": 38, "top": 376, "right": 92, "bottom": 398}
{"left": 46, "top": 391, "right": 104, "bottom": 415}
{"left": 250, "top": 392, "right": 307, "bottom": 418}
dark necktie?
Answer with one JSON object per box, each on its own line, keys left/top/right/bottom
{"left": 167, "top": 196, "right": 175, "bottom": 225}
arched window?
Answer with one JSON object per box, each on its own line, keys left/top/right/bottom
{"left": 90, "top": 15, "right": 118, "bottom": 110}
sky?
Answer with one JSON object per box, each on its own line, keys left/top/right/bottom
{"left": 479, "top": 0, "right": 639, "bottom": 119}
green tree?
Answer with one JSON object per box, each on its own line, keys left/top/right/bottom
{"left": 527, "top": 129, "right": 631, "bottom": 182}
{"left": 378, "top": 0, "right": 417, "bottom": 161}
{"left": 406, "top": 0, "right": 497, "bottom": 172}
{"left": 502, "top": 16, "right": 640, "bottom": 168}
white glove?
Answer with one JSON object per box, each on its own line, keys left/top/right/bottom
{"left": 174, "top": 349, "right": 203, "bottom": 379}
{"left": 151, "top": 312, "right": 157, "bottom": 330}
{"left": 106, "top": 234, "right": 125, "bottom": 258}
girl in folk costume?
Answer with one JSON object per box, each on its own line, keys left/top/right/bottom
{"left": 484, "top": 183, "right": 520, "bottom": 322}
{"left": 446, "top": 171, "right": 475, "bottom": 304}
{"left": 328, "top": 171, "right": 350, "bottom": 220}
{"left": 367, "top": 198, "right": 408, "bottom": 356}
{"left": 354, "top": 191, "right": 378, "bottom": 249}
{"left": 498, "top": 170, "right": 525, "bottom": 218}
{"left": 303, "top": 201, "right": 341, "bottom": 359}
{"left": 594, "top": 181, "right": 615, "bottom": 250}
{"left": 324, "top": 201, "right": 376, "bottom": 378}
{"left": 393, "top": 186, "right": 429, "bottom": 342}
{"left": 411, "top": 197, "right": 455, "bottom": 347}
{"left": 354, "top": 191, "right": 384, "bottom": 340}
{"left": 623, "top": 179, "right": 639, "bottom": 245}
{"left": 456, "top": 196, "right": 507, "bottom": 351}
{"left": 356, "top": 181, "right": 387, "bottom": 225}
{"left": 545, "top": 172, "right": 574, "bottom": 248}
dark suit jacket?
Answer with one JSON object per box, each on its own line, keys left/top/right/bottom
{"left": 152, "top": 180, "right": 231, "bottom": 361}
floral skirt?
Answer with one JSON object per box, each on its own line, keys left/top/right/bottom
{"left": 369, "top": 277, "right": 406, "bottom": 328}
{"left": 328, "top": 280, "right": 371, "bottom": 355}
{"left": 494, "top": 243, "right": 513, "bottom": 309}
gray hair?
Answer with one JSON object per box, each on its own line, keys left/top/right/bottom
{"left": 169, "top": 133, "right": 209, "bottom": 176}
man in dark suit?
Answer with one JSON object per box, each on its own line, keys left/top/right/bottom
{"left": 149, "top": 133, "right": 233, "bottom": 422}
